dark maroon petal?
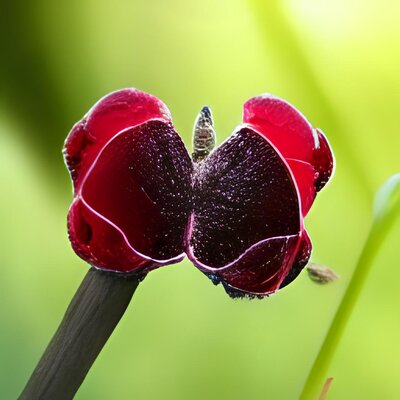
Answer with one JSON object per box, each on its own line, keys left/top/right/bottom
{"left": 69, "top": 120, "right": 192, "bottom": 273}
{"left": 187, "top": 126, "right": 302, "bottom": 296}
{"left": 214, "top": 236, "right": 300, "bottom": 296}
{"left": 64, "top": 88, "right": 171, "bottom": 193}
{"left": 243, "top": 95, "right": 334, "bottom": 216}
{"left": 279, "top": 230, "right": 312, "bottom": 289}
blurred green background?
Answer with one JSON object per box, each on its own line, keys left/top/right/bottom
{"left": 1, "top": 0, "right": 399, "bottom": 399}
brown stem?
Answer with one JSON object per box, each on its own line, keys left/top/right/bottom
{"left": 18, "top": 267, "right": 140, "bottom": 400}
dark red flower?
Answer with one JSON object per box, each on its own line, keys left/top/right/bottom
{"left": 64, "top": 89, "right": 333, "bottom": 297}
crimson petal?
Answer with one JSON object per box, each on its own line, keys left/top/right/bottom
{"left": 286, "top": 159, "right": 316, "bottom": 216}
{"left": 68, "top": 199, "right": 150, "bottom": 273}
{"left": 187, "top": 127, "right": 302, "bottom": 296}
{"left": 279, "top": 230, "right": 312, "bottom": 289}
{"left": 243, "top": 95, "right": 334, "bottom": 216}
{"left": 64, "top": 88, "right": 171, "bottom": 192}
{"left": 314, "top": 128, "right": 334, "bottom": 191}
{"left": 68, "top": 120, "right": 192, "bottom": 273}
{"left": 217, "top": 236, "right": 299, "bottom": 297}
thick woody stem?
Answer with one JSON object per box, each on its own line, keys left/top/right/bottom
{"left": 19, "top": 267, "right": 140, "bottom": 400}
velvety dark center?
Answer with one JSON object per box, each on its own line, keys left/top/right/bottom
{"left": 190, "top": 127, "right": 300, "bottom": 268}
{"left": 83, "top": 122, "right": 299, "bottom": 267}
{"left": 82, "top": 120, "right": 192, "bottom": 260}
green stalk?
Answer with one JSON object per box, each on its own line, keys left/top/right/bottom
{"left": 300, "top": 174, "right": 400, "bottom": 399}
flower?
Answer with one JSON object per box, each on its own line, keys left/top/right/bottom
{"left": 64, "top": 89, "right": 333, "bottom": 298}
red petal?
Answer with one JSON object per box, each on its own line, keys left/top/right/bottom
{"left": 187, "top": 126, "right": 302, "bottom": 296}
{"left": 64, "top": 88, "right": 171, "bottom": 192}
{"left": 68, "top": 199, "right": 152, "bottom": 273}
{"left": 244, "top": 95, "right": 316, "bottom": 162}
{"left": 217, "top": 235, "right": 300, "bottom": 296}
{"left": 286, "top": 159, "right": 316, "bottom": 216}
{"left": 313, "top": 128, "right": 334, "bottom": 191}
{"left": 279, "top": 230, "right": 312, "bottom": 289}
{"left": 243, "top": 95, "right": 334, "bottom": 215}
{"left": 69, "top": 120, "right": 192, "bottom": 273}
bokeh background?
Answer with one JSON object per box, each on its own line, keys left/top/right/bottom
{"left": 1, "top": 0, "right": 399, "bottom": 399}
